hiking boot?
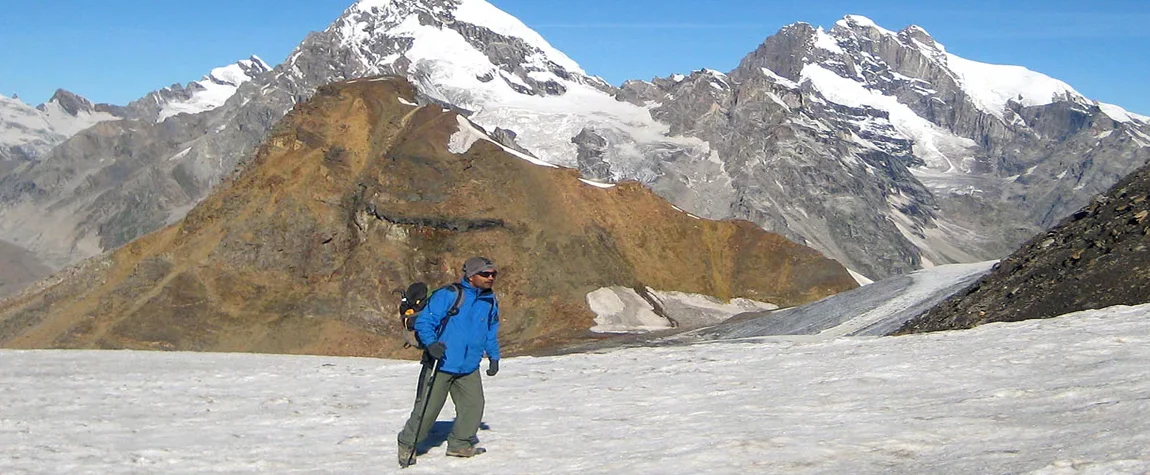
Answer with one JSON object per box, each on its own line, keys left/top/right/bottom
{"left": 398, "top": 443, "right": 416, "bottom": 468}
{"left": 445, "top": 446, "right": 487, "bottom": 458}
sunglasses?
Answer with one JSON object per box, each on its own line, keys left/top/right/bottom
{"left": 475, "top": 271, "right": 498, "bottom": 278}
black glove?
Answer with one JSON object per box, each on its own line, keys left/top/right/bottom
{"left": 426, "top": 341, "right": 446, "bottom": 360}
{"left": 486, "top": 359, "right": 499, "bottom": 377}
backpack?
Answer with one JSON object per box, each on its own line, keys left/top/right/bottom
{"left": 398, "top": 281, "right": 465, "bottom": 349}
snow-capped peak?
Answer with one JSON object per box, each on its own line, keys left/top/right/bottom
{"left": 817, "top": 16, "right": 1091, "bottom": 121}
{"left": 903, "top": 24, "right": 931, "bottom": 36}
{"left": 835, "top": 14, "right": 896, "bottom": 36}
{"left": 40, "top": 89, "right": 97, "bottom": 116}
{"left": 451, "top": 0, "right": 583, "bottom": 75}
{"left": 282, "top": 0, "right": 675, "bottom": 169}
{"left": 205, "top": 56, "right": 271, "bottom": 88}
{"left": 156, "top": 55, "right": 270, "bottom": 122}
{"left": 1, "top": 91, "right": 119, "bottom": 158}
{"left": 36, "top": 90, "right": 119, "bottom": 136}
{"left": 332, "top": 0, "right": 584, "bottom": 78}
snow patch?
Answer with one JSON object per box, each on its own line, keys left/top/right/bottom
{"left": 448, "top": 115, "right": 558, "bottom": 168}
{"left": 1099, "top": 102, "right": 1150, "bottom": 124}
{"left": 669, "top": 205, "right": 700, "bottom": 219}
{"left": 587, "top": 287, "right": 672, "bottom": 333}
{"left": 848, "top": 269, "right": 874, "bottom": 286}
{"left": 760, "top": 68, "right": 800, "bottom": 89}
{"left": 588, "top": 286, "right": 777, "bottom": 333}
{"left": 578, "top": 178, "right": 614, "bottom": 188}
{"left": 814, "top": 27, "right": 844, "bottom": 54}
{"left": 167, "top": 147, "right": 192, "bottom": 161}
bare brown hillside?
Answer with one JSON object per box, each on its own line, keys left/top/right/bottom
{"left": 0, "top": 77, "right": 856, "bottom": 358}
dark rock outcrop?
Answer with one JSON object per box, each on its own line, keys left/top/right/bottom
{"left": 898, "top": 162, "right": 1150, "bottom": 333}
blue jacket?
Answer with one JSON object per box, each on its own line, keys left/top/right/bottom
{"left": 414, "top": 279, "right": 501, "bottom": 375}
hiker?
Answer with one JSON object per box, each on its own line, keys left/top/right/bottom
{"left": 397, "top": 256, "right": 502, "bottom": 468}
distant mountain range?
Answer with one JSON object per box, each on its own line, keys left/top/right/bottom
{"left": 0, "top": 56, "right": 269, "bottom": 167}
{"left": 1, "top": 0, "right": 1148, "bottom": 299}
{"left": 0, "top": 78, "right": 856, "bottom": 355}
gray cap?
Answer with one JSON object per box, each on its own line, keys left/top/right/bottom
{"left": 463, "top": 256, "right": 497, "bottom": 278}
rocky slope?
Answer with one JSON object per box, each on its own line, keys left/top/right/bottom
{"left": 0, "top": 239, "right": 51, "bottom": 299}
{"left": 0, "top": 78, "right": 856, "bottom": 357}
{"left": 897, "top": 161, "right": 1150, "bottom": 333}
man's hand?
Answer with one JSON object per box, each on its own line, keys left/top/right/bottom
{"left": 486, "top": 359, "right": 499, "bottom": 377}
{"left": 426, "top": 341, "right": 446, "bottom": 360}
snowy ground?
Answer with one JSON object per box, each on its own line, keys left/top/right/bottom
{"left": 3, "top": 300, "right": 1149, "bottom": 474}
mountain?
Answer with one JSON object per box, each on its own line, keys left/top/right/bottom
{"left": 0, "top": 56, "right": 269, "bottom": 274}
{"left": 3, "top": 0, "right": 1148, "bottom": 294}
{"left": 117, "top": 55, "right": 272, "bottom": 123}
{"left": 617, "top": 16, "right": 1150, "bottom": 279}
{"left": 0, "top": 56, "right": 269, "bottom": 181}
{"left": 0, "top": 78, "right": 856, "bottom": 357}
{"left": 0, "top": 90, "right": 119, "bottom": 172}
{"left": 0, "top": 0, "right": 640, "bottom": 286}
{"left": 1, "top": 90, "right": 126, "bottom": 290}
{"left": 897, "top": 160, "right": 1150, "bottom": 333}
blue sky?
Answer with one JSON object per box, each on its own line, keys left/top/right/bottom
{"left": 1, "top": 0, "right": 1147, "bottom": 114}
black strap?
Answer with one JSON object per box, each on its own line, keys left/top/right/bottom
{"left": 432, "top": 283, "right": 466, "bottom": 339}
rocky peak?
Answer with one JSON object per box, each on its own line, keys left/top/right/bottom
{"left": 734, "top": 22, "right": 820, "bottom": 82}
{"left": 830, "top": 15, "right": 896, "bottom": 42}
{"left": 899, "top": 25, "right": 938, "bottom": 50}
{"left": 316, "top": 0, "right": 604, "bottom": 101}
{"left": 204, "top": 55, "right": 271, "bottom": 87}
{"left": 39, "top": 89, "right": 95, "bottom": 117}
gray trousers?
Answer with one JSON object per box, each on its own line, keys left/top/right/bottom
{"left": 397, "top": 361, "right": 485, "bottom": 451}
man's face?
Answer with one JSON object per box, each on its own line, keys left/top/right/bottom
{"left": 468, "top": 270, "right": 497, "bottom": 290}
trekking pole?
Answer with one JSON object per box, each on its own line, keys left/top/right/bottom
{"left": 407, "top": 356, "right": 442, "bottom": 467}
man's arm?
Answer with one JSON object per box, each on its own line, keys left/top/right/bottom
{"left": 485, "top": 298, "right": 501, "bottom": 361}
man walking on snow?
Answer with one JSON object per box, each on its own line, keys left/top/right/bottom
{"left": 398, "top": 256, "right": 501, "bottom": 468}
